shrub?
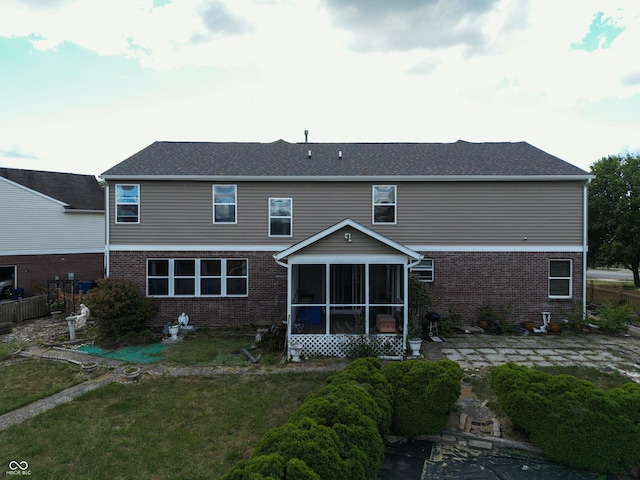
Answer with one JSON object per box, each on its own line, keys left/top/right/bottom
{"left": 221, "top": 453, "right": 321, "bottom": 480}
{"left": 382, "top": 359, "right": 463, "bottom": 435}
{"left": 594, "top": 303, "right": 637, "bottom": 335}
{"left": 251, "top": 417, "right": 351, "bottom": 480}
{"left": 326, "top": 357, "right": 394, "bottom": 432}
{"left": 84, "top": 277, "right": 156, "bottom": 341}
{"left": 289, "top": 384, "right": 384, "bottom": 479}
{"left": 491, "top": 363, "right": 640, "bottom": 473}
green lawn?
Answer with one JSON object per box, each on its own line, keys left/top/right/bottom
{"left": 0, "top": 371, "right": 331, "bottom": 479}
{"left": 0, "top": 359, "right": 84, "bottom": 415}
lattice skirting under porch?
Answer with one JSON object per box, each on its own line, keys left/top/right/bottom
{"left": 289, "top": 333, "right": 405, "bottom": 358}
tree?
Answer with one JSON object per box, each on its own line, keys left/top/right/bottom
{"left": 588, "top": 154, "right": 640, "bottom": 287}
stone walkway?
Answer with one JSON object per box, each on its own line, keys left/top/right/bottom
{"left": 423, "top": 327, "right": 640, "bottom": 379}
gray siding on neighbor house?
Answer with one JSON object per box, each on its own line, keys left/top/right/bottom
{"left": 108, "top": 180, "right": 585, "bottom": 247}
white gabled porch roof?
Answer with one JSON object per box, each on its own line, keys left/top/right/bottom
{"left": 273, "top": 218, "right": 422, "bottom": 263}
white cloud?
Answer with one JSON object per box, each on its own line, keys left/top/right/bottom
{"left": 0, "top": 0, "right": 639, "bottom": 175}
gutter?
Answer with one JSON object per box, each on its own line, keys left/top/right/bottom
{"left": 101, "top": 174, "right": 594, "bottom": 183}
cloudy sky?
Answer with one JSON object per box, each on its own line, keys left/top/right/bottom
{"left": 1, "top": 0, "right": 638, "bottom": 176}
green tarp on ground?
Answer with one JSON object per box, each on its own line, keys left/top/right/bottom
{"left": 78, "top": 344, "right": 167, "bottom": 364}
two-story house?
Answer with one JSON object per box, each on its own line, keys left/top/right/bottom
{"left": 101, "top": 140, "right": 590, "bottom": 357}
{"left": 0, "top": 167, "right": 105, "bottom": 298}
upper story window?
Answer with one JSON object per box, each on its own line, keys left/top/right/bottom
{"left": 147, "top": 258, "right": 248, "bottom": 297}
{"left": 115, "top": 184, "right": 140, "bottom": 224}
{"left": 412, "top": 259, "right": 434, "bottom": 282}
{"left": 549, "top": 259, "right": 572, "bottom": 298}
{"left": 269, "top": 198, "right": 292, "bottom": 237}
{"left": 373, "top": 185, "right": 396, "bottom": 224}
{"left": 213, "top": 185, "right": 237, "bottom": 224}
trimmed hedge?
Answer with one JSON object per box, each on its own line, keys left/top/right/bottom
{"left": 491, "top": 362, "right": 640, "bottom": 474}
{"left": 222, "top": 357, "right": 462, "bottom": 479}
{"left": 382, "top": 359, "right": 463, "bottom": 435}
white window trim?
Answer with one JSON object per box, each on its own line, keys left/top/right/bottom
{"left": 115, "top": 184, "right": 140, "bottom": 224}
{"left": 147, "top": 258, "right": 248, "bottom": 297}
{"left": 549, "top": 259, "right": 572, "bottom": 299}
{"left": 268, "top": 197, "right": 293, "bottom": 237}
{"left": 412, "top": 259, "right": 434, "bottom": 282}
{"left": 372, "top": 185, "right": 397, "bottom": 225}
{"left": 212, "top": 185, "right": 238, "bottom": 224}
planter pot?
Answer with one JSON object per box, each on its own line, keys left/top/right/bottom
{"left": 548, "top": 321, "right": 562, "bottom": 333}
{"left": 81, "top": 361, "right": 99, "bottom": 374}
{"left": 289, "top": 343, "right": 303, "bottom": 362}
{"left": 168, "top": 325, "right": 180, "bottom": 340}
{"left": 522, "top": 321, "right": 535, "bottom": 332}
{"left": 408, "top": 338, "right": 422, "bottom": 357}
{"left": 122, "top": 366, "right": 141, "bottom": 380}
{"left": 478, "top": 320, "right": 490, "bottom": 330}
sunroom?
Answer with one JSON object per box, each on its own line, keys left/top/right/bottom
{"left": 274, "top": 219, "right": 422, "bottom": 359}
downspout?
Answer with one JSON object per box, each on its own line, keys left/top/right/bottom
{"left": 273, "top": 256, "right": 292, "bottom": 355}
{"left": 104, "top": 183, "right": 110, "bottom": 277}
{"left": 583, "top": 179, "right": 590, "bottom": 317}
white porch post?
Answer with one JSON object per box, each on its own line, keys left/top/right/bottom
{"left": 403, "top": 263, "right": 409, "bottom": 348}
{"left": 286, "top": 262, "right": 292, "bottom": 346}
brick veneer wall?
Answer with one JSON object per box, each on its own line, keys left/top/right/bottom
{"left": 109, "top": 250, "right": 583, "bottom": 329}
{"left": 109, "top": 251, "right": 288, "bottom": 328}
{"left": 422, "top": 251, "right": 584, "bottom": 325}
{"left": 0, "top": 253, "right": 104, "bottom": 297}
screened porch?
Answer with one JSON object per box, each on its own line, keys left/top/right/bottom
{"left": 290, "top": 262, "right": 405, "bottom": 336}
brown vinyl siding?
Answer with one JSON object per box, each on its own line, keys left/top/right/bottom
{"left": 108, "top": 180, "right": 585, "bottom": 246}
{"left": 299, "top": 227, "right": 405, "bottom": 257}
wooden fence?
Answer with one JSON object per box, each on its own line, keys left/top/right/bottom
{"left": 0, "top": 295, "right": 49, "bottom": 323}
{"left": 586, "top": 282, "right": 640, "bottom": 314}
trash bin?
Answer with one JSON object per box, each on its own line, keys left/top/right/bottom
{"left": 77, "top": 281, "right": 95, "bottom": 294}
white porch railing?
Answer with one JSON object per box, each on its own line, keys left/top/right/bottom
{"left": 289, "top": 333, "right": 405, "bottom": 358}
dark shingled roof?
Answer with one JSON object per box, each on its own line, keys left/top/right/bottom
{"left": 101, "top": 139, "right": 589, "bottom": 178}
{"left": 0, "top": 167, "right": 104, "bottom": 211}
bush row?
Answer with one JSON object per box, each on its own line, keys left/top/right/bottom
{"left": 491, "top": 362, "right": 640, "bottom": 474}
{"left": 222, "top": 358, "right": 463, "bottom": 480}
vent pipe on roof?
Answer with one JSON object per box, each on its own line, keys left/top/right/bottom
{"left": 304, "top": 130, "right": 308, "bottom": 143}
{"left": 308, "top": 149, "right": 312, "bottom": 159}
{"left": 338, "top": 150, "right": 342, "bottom": 159}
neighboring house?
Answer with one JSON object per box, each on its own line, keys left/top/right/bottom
{"left": 0, "top": 167, "right": 105, "bottom": 298}
{"left": 101, "top": 140, "right": 591, "bottom": 357}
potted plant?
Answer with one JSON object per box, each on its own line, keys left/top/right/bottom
{"left": 477, "top": 304, "right": 493, "bottom": 330}
{"left": 50, "top": 300, "right": 65, "bottom": 319}
{"left": 407, "top": 273, "right": 433, "bottom": 356}
{"left": 477, "top": 300, "right": 516, "bottom": 334}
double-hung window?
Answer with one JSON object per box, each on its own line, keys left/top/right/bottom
{"left": 200, "top": 259, "right": 248, "bottom": 296}
{"left": 412, "top": 259, "right": 434, "bottom": 282}
{"left": 115, "top": 184, "right": 140, "bottom": 223}
{"left": 549, "top": 259, "right": 572, "bottom": 298}
{"left": 147, "top": 258, "right": 248, "bottom": 297}
{"left": 373, "top": 185, "right": 396, "bottom": 224}
{"left": 213, "top": 185, "right": 237, "bottom": 223}
{"left": 269, "top": 198, "right": 292, "bottom": 237}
